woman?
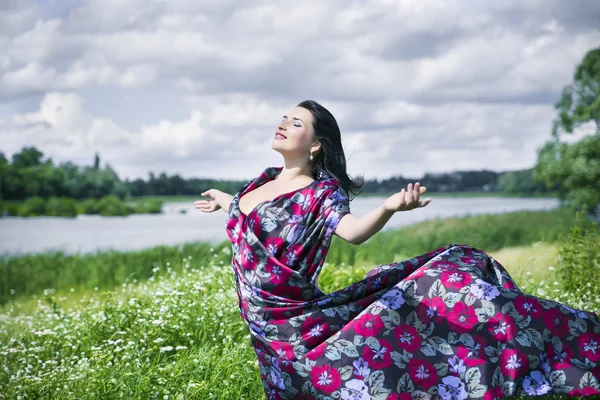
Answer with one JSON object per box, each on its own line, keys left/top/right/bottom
{"left": 195, "top": 100, "right": 600, "bottom": 400}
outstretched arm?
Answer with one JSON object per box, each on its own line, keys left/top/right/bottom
{"left": 334, "top": 183, "right": 431, "bottom": 245}
{"left": 194, "top": 189, "right": 234, "bottom": 214}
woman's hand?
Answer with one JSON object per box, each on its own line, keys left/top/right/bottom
{"left": 194, "top": 189, "right": 223, "bottom": 213}
{"left": 382, "top": 182, "right": 432, "bottom": 213}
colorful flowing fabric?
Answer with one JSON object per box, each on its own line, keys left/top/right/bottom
{"left": 225, "top": 166, "right": 600, "bottom": 400}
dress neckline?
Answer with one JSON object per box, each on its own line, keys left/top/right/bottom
{"left": 237, "top": 166, "right": 318, "bottom": 218}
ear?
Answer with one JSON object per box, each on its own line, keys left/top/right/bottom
{"left": 311, "top": 139, "right": 322, "bottom": 154}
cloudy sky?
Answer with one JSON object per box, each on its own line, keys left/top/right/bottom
{"left": 0, "top": 0, "right": 599, "bottom": 182}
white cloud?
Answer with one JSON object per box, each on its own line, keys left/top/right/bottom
{"left": 0, "top": 0, "right": 598, "bottom": 181}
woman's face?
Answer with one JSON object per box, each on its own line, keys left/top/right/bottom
{"left": 272, "top": 106, "right": 317, "bottom": 155}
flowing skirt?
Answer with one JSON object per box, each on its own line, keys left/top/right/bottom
{"left": 249, "top": 244, "right": 600, "bottom": 400}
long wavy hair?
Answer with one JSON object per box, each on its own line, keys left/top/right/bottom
{"left": 297, "top": 100, "right": 366, "bottom": 201}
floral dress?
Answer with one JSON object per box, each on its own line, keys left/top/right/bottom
{"left": 225, "top": 166, "right": 600, "bottom": 400}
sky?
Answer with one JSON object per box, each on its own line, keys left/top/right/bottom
{"left": 0, "top": 0, "right": 599, "bottom": 182}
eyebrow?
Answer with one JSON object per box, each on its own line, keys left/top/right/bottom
{"left": 282, "top": 115, "right": 304, "bottom": 123}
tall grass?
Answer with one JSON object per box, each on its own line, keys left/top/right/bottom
{"left": 1, "top": 210, "right": 598, "bottom": 399}
{"left": 1, "top": 241, "right": 598, "bottom": 399}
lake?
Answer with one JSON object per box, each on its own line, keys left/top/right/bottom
{"left": 0, "top": 196, "right": 560, "bottom": 256}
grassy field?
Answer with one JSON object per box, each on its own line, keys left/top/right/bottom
{"left": 0, "top": 210, "right": 598, "bottom": 399}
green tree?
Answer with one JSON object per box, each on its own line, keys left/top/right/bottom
{"left": 0, "top": 152, "right": 8, "bottom": 200}
{"left": 534, "top": 47, "right": 600, "bottom": 215}
{"left": 11, "top": 146, "right": 44, "bottom": 168}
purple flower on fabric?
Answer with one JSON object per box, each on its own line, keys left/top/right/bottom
{"left": 376, "top": 289, "right": 405, "bottom": 310}
{"left": 249, "top": 319, "right": 267, "bottom": 337}
{"left": 438, "top": 376, "right": 468, "bottom": 400}
{"left": 469, "top": 279, "right": 500, "bottom": 300}
{"left": 352, "top": 357, "right": 370, "bottom": 379}
{"left": 539, "top": 352, "right": 551, "bottom": 374}
{"left": 269, "top": 358, "right": 286, "bottom": 390}
{"left": 523, "top": 371, "right": 551, "bottom": 396}
{"left": 340, "top": 379, "right": 370, "bottom": 400}
{"left": 448, "top": 355, "right": 466, "bottom": 375}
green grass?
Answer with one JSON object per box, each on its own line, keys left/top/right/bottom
{"left": 0, "top": 210, "right": 598, "bottom": 399}
{"left": 1, "top": 241, "right": 597, "bottom": 399}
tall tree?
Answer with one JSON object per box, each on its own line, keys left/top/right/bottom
{"left": 11, "top": 147, "right": 44, "bottom": 168}
{"left": 94, "top": 153, "right": 100, "bottom": 170}
{"left": 534, "top": 47, "right": 600, "bottom": 215}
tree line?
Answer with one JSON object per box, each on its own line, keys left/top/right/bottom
{"left": 0, "top": 145, "right": 554, "bottom": 204}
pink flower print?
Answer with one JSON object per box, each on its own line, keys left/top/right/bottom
{"left": 578, "top": 332, "right": 600, "bottom": 362}
{"left": 407, "top": 267, "right": 425, "bottom": 281}
{"left": 447, "top": 302, "right": 478, "bottom": 334}
{"left": 499, "top": 348, "right": 528, "bottom": 379}
{"left": 302, "top": 317, "right": 330, "bottom": 347}
{"left": 408, "top": 358, "right": 437, "bottom": 389}
{"left": 546, "top": 341, "right": 574, "bottom": 370}
{"left": 393, "top": 323, "right": 421, "bottom": 353}
{"left": 483, "top": 386, "right": 504, "bottom": 400}
{"left": 310, "top": 364, "right": 341, "bottom": 394}
{"left": 488, "top": 313, "right": 517, "bottom": 342}
{"left": 456, "top": 335, "right": 487, "bottom": 367}
{"left": 306, "top": 342, "right": 326, "bottom": 361}
{"left": 418, "top": 297, "right": 447, "bottom": 324}
{"left": 266, "top": 263, "right": 288, "bottom": 285}
{"left": 386, "top": 394, "right": 412, "bottom": 400}
{"left": 263, "top": 236, "right": 285, "bottom": 256}
{"left": 354, "top": 314, "right": 384, "bottom": 337}
{"left": 441, "top": 270, "right": 472, "bottom": 290}
{"left": 362, "top": 339, "right": 393, "bottom": 369}
{"left": 543, "top": 307, "right": 569, "bottom": 338}
{"left": 271, "top": 341, "right": 295, "bottom": 361}
{"left": 285, "top": 244, "right": 303, "bottom": 267}
{"left": 514, "top": 296, "right": 542, "bottom": 319}
{"left": 241, "top": 242, "right": 258, "bottom": 270}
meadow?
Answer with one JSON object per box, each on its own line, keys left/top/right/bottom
{"left": 0, "top": 209, "right": 598, "bottom": 399}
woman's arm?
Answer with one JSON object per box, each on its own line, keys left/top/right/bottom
{"left": 195, "top": 189, "right": 234, "bottom": 214}
{"left": 219, "top": 193, "right": 234, "bottom": 213}
{"left": 335, "top": 183, "right": 431, "bottom": 245}
{"left": 334, "top": 205, "right": 394, "bottom": 245}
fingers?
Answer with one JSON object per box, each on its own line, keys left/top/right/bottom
{"left": 414, "top": 182, "right": 421, "bottom": 203}
{"left": 399, "top": 188, "right": 406, "bottom": 209}
{"left": 419, "top": 198, "right": 432, "bottom": 207}
{"left": 405, "top": 183, "right": 414, "bottom": 204}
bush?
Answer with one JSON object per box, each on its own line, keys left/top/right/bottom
{"left": 97, "top": 195, "right": 131, "bottom": 216}
{"left": 80, "top": 198, "right": 100, "bottom": 215}
{"left": 4, "top": 203, "right": 19, "bottom": 216}
{"left": 17, "top": 196, "right": 45, "bottom": 217}
{"left": 133, "top": 199, "right": 163, "bottom": 214}
{"left": 557, "top": 213, "right": 600, "bottom": 297}
{"left": 45, "top": 197, "right": 78, "bottom": 217}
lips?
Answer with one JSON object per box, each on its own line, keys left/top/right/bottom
{"left": 275, "top": 132, "right": 286, "bottom": 139}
